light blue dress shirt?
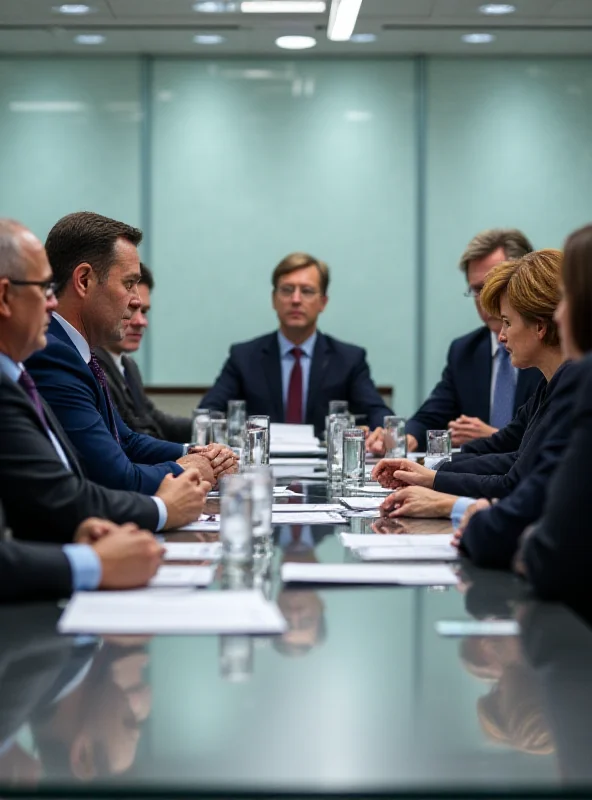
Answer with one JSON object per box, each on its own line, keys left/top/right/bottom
{"left": 52, "top": 314, "right": 168, "bottom": 531}
{"left": 278, "top": 330, "right": 317, "bottom": 418}
{"left": 451, "top": 496, "right": 477, "bottom": 529}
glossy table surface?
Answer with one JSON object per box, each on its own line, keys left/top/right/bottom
{"left": 2, "top": 479, "right": 592, "bottom": 798}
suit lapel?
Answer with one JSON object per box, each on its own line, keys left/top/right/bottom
{"left": 121, "top": 356, "right": 146, "bottom": 413}
{"left": 473, "top": 330, "right": 493, "bottom": 423}
{"left": 42, "top": 400, "right": 84, "bottom": 477}
{"left": 261, "top": 335, "right": 284, "bottom": 420}
{"left": 306, "top": 334, "right": 330, "bottom": 424}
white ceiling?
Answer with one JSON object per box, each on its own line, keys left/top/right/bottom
{"left": 1, "top": 0, "right": 592, "bottom": 55}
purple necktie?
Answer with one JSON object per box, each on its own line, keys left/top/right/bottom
{"left": 18, "top": 369, "right": 51, "bottom": 433}
{"left": 88, "top": 351, "right": 120, "bottom": 444}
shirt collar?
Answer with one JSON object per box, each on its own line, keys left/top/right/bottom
{"left": 277, "top": 330, "right": 317, "bottom": 359}
{"left": 105, "top": 349, "right": 125, "bottom": 375}
{"left": 490, "top": 330, "right": 500, "bottom": 358}
{"left": 53, "top": 312, "right": 91, "bottom": 364}
{"left": 0, "top": 351, "right": 24, "bottom": 383}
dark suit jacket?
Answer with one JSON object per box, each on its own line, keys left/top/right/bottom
{"left": 94, "top": 348, "right": 192, "bottom": 443}
{"left": 0, "top": 372, "right": 159, "bottom": 542}
{"left": 26, "top": 318, "right": 183, "bottom": 495}
{"left": 522, "top": 354, "right": 592, "bottom": 607}
{"left": 200, "top": 331, "right": 393, "bottom": 436}
{"left": 406, "top": 326, "right": 541, "bottom": 450}
{"left": 433, "top": 361, "right": 577, "bottom": 501}
{"left": 458, "top": 360, "right": 581, "bottom": 570}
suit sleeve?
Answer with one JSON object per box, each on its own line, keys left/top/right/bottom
{"left": 0, "top": 542, "right": 73, "bottom": 602}
{"left": 0, "top": 390, "right": 159, "bottom": 541}
{"left": 348, "top": 349, "right": 393, "bottom": 430}
{"left": 406, "top": 344, "right": 461, "bottom": 451}
{"left": 461, "top": 390, "right": 540, "bottom": 456}
{"left": 433, "top": 463, "right": 518, "bottom": 500}
{"left": 438, "top": 451, "right": 518, "bottom": 475}
{"left": 200, "top": 348, "right": 243, "bottom": 412}
{"left": 522, "top": 371, "right": 592, "bottom": 602}
{"left": 27, "top": 344, "right": 182, "bottom": 495}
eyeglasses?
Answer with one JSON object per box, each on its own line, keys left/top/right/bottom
{"left": 8, "top": 278, "right": 57, "bottom": 299}
{"left": 276, "top": 285, "right": 321, "bottom": 299}
{"left": 463, "top": 285, "right": 484, "bottom": 298}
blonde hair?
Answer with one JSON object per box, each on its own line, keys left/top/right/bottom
{"left": 459, "top": 228, "right": 534, "bottom": 276}
{"left": 272, "top": 252, "right": 329, "bottom": 295}
{"left": 480, "top": 249, "right": 562, "bottom": 347}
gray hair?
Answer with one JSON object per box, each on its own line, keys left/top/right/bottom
{"left": 0, "top": 219, "right": 27, "bottom": 279}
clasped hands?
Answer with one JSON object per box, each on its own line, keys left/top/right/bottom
{"left": 371, "top": 458, "right": 436, "bottom": 490}
{"left": 371, "top": 458, "right": 458, "bottom": 519}
{"left": 177, "top": 443, "right": 238, "bottom": 485}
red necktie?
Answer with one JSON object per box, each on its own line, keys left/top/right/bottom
{"left": 285, "top": 347, "right": 303, "bottom": 424}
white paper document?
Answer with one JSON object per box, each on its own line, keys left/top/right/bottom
{"left": 58, "top": 590, "right": 287, "bottom": 635}
{"left": 272, "top": 503, "right": 344, "bottom": 513}
{"left": 208, "top": 486, "right": 302, "bottom": 498}
{"left": 338, "top": 497, "right": 383, "bottom": 511}
{"left": 340, "top": 533, "right": 454, "bottom": 549}
{"left": 149, "top": 565, "right": 216, "bottom": 587}
{"left": 270, "top": 423, "right": 318, "bottom": 444}
{"left": 355, "top": 545, "right": 458, "bottom": 562}
{"left": 357, "top": 484, "right": 393, "bottom": 495}
{"left": 281, "top": 562, "right": 457, "bottom": 586}
{"left": 164, "top": 542, "right": 222, "bottom": 561}
{"left": 179, "top": 514, "right": 220, "bottom": 532}
{"left": 271, "top": 511, "right": 347, "bottom": 525}
{"left": 270, "top": 457, "right": 325, "bottom": 465}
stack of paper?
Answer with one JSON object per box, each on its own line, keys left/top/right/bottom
{"left": 149, "top": 565, "right": 216, "bottom": 587}
{"left": 281, "top": 562, "right": 457, "bottom": 586}
{"left": 180, "top": 514, "right": 220, "bottom": 532}
{"left": 271, "top": 510, "right": 347, "bottom": 525}
{"left": 338, "top": 497, "right": 383, "bottom": 511}
{"left": 339, "top": 533, "right": 458, "bottom": 562}
{"left": 58, "top": 590, "right": 287, "bottom": 635}
{"left": 164, "top": 542, "right": 222, "bottom": 561}
{"left": 270, "top": 424, "right": 325, "bottom": 456}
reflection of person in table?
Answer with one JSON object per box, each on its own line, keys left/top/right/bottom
{"left": 274, "top": 524, "right": 326, "bottom": 657}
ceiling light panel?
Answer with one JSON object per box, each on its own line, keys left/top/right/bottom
{"left": 241, "top": 1, "right": 325, "bottom": 11}
{"left": 275, "top": 34, "right": 317, "bottom": 48}
{"left": 328, "top": 0, "right": 363, "bottom": 41}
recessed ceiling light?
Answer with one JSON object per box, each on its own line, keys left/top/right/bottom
{"left": 349, "top": 33, "right": 376, "bottom": 43}
{"left": 462, "top": 32, "right": 495, "bottom": 43}
{"left": 328, "top": 0, "right": 363, "bottom": 41}
{"left": 479, "top": 3, "right": 516, "bottom": 14}
{"left": 194, "top": 33, "right": 226, "bottom": 43}
{"left": 74, "top": 33, "right": 105, "bottom": 44}
{"left": 242, "top": 1, "right": 325, "bottom": 11}
{"left": 53, "top": 3, "right": 92, "bottom": 12}
{"left": 193, "top": 1, "right": 237, "bottom": 11}
{"left": 275, "top": 35, "right": 317, "bottom": 49}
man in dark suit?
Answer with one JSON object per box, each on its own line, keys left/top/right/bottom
{"left": 201, "top": 252, "right": 393, "bottom": 437}
{"left": 0, "top": 218, "right": 210, "bottom": 540}
{"left": 94, "top": 263, "right": 191, "bottom": 443}
{"left": 25, "top": 212, "right": 236, "bottom": 495}
{"left": 368, "top": 229, "right": 541, "bottom": 454}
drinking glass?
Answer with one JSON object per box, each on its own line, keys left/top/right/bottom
{"left": 425, "top": 429, "right": 452, "bottom": 470}
{"left": 227, "top": 400, "right": 246, "bottom": 448}
{"left": 220, "top": 474, "right": 253, "bottom": 564}
{"left": 383, "top": 416, "right": 407, "bottom": 458}
{"left": 329, "top": 400, "right": 349, "bottom": 416}
{"left": 211, "top": 417, "right": 228, "bottom": 445}
{"left": 191, "top": 408, "right": 211, "bottom": 446}
{"left": 342, "top": 428, "right": 366, "bottom": 487}
{"left": 245, "top": 415, "right": 270, "bottom": 466}
{"left": 243, "top": 465, "right": 274, "bottom": 539}
{"left": 327, "top": 412, "right": 349, "bottom": 482}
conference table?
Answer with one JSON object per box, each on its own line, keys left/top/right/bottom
{"left": 2, "top": 465, "right": 592, "bottom": 799}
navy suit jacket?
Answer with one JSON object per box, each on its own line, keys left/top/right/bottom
{"left": 406, "top": 326, "right": 541, "bottom": 450}
{"left": 458, "top": 360, "right": 581, "bottom": 570}
{"left": 200, "top": 331, "right": 393, "bottom": 436}
{"left": 26, "top": 318, "right": 183, "bottom": 495}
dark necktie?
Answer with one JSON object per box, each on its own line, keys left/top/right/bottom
{"left": 88, "top": 351, "right": 121, "bottom": 444}
{"left": 285, "top": 347, "right": 303, "bottom": 424}
{"left": 18, "top": 369, "right": 50, "bottom": 433}
{"left": 490, "top": 344, "right": 516, "bottom": 430}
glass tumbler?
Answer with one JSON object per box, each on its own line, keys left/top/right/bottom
{"left": 227, "top": 400, "right": 247, "bottom": 448}
{"left": 192, "top": 408, "right": 211, "bottom": 446}
{"left": 243, "top": 465, "right": 274, "bottom": 539}
{"left": 327, "top": 412, "right": 350, "bottom": 483}
{"left": 245, "top": 415, "right": 270, "bottom": 466}
{"left": 383, "top": 416, "right": 407, "bottom": 458}
{"left": 329, "top": 400, "right": 349, "bottom": 416}
{"left": 425, "top": 429, "right": 452, "bottom": 470}
{"left": 220, "top": 474, "right": 253, "bottom": 564}
{"left": 211, "top": 417, "right": 228, "bottom": 445}
{"left": 342, "top": 428, "right": 366, "bottom": 487}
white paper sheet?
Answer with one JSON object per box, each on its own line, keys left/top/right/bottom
{"left": 58, "top": 590, "right": 287, "bottom": 635}
{"left": 271, "top": 444, "right": 326, "bottom": 456}
{"left": 340, "top": 533, "right": 454, "bottom": 549}
{"left": 271, "top": 511, "right": 347, "bottom": 525}
{"left": 355, "top": 545, "right": 458, "bottom": 562}
{"left": 164, "top": 542, "right": 222, "bottom": 561}
{"left": 281, "top": 562, "right": 457, "bottom": 586}
{"left": 149, "top": 565, "right": 216, "bottom": 587}
{"left": 270, "top": 457, "right": 325, "bottom": 465}
{"left": 272, "top": 503, "right": 344, "bottom": 513}
{"left": 270, "top": 423, "right": 318, "bottom": 444}
{"left": 356, "top": 484, "right": 393, "bottom": 495}
{"left": 271, "top": 466, "right": 327, "bottom": 480}
{"left": 338, "top": 497, "right": 383, "bottom": 511}
{"left": 208, "top": 486, "right": 302, "bottom": 498}
{"left": 179, "top": 514, "right": 220, "bottom": 532}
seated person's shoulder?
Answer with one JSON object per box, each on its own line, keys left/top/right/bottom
{"left": 447, "top": 326, "right": 490, "bottom": 360}
{"left": 228, "top": 332, "right": 280, "bottom": 357}
{"left": 26, "top": 333, "right": 90, "bottom": 382}
{"left": 320, "top": 333, "right": 366, "bottom": 360}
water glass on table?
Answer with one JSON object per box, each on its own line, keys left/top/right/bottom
{"left": 424, "top": 429, "right": 452, "bottom": 470}
{"left": 327, "top": 412, "right": 350, "bottom": 483}
{"left": 342, "top": 428, "right": 366, "bottom": 487}
{"left": 383, "top": 415, "right": 407, "bottom": 458}
{"left": 211, "top": 416, "right": 228, "bottom": 445}
{"left": 245, "top": 415, "right": 270, "bottom": 466}
{"left": 329, "top": 400, "right": 349, "bottom": 416}
{"left": 220, "top": 474, "right": 253, "bottom": 564}
{"left": 227, "top": 399, "right": 246, "bottom": 448}
{"left": 192, "top": 408, "right": 211, "bottom": 446}
{"left": 243, "top": 465, "right": 274, "bottom": 541}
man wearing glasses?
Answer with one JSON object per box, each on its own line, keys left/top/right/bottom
{"left": 368, "top": 229, "right": 541, "bottom": 455}
{"left": 201, "top": 252, "right": 392, "bottom": 436}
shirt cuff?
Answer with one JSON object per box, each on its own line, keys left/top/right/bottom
{"left": 63, "top": 544, "right": 102, "bottom": 591}
{"left": 182, "top": 444, "right": 189, "bottom": 455}
{"left": 152, "top": 496, "right": 168, "bottom": 531}
{"left": 451, "top": 496, "right": 477, "bottom": 529}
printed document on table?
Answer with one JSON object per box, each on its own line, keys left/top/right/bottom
{"left": 149, "top": 565, "right": 216, "bottom": 587}
{"left": 354, "top": 545, "right": 458, "bottom": 562}
{"left": 272, "top": 503, "right": 344, "bottom": 513}
{"left": 179, "top": 514, "right": 220, "bottom": 532}
{"left": 59, "top": 590, "right": 287, "bottom": 635}
{"left": 281, "top": 562, "right": 457, "bottom": 586}
{"left": 209, "top": 486, "right": 302, "bottom": 498}
{"left": 271, "top": 511, "right": 347, "bottom": 525}
{"left": 338, "top": 497, "right": 383, "bottom": 511}
{"left": 357, "top": 484, "right": 393, "bottom": 495}
{"left": 164, "top": 542, "right": 222, "bottom": 561}
{"left": 340, "top": 533, "right": 454, "bottom": 549}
